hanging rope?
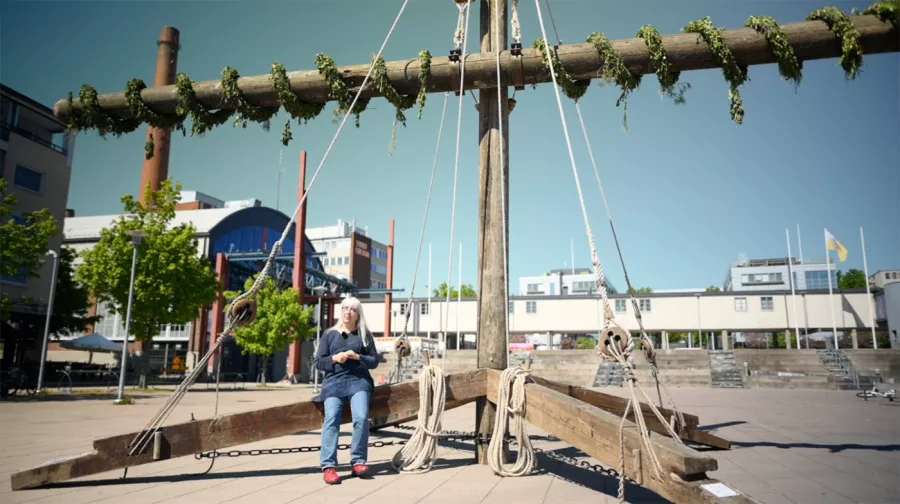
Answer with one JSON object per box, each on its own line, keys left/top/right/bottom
{"left": 391, "top": 358, "right": 446, "bottom": 473}
{"left": 441, "top": 0, "right": 472, "bottom": 368}
{"left": 511, "top": 0, "right": 522, "bottom": 45}
{"left": 126, "top": 0, "right": 413, "bottom": 458}
{"left": 487, "top": 366, "right": 537, "bottom": 477}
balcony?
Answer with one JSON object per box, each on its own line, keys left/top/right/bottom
{"left": 1, "top": 122, "right": 68, "bottom": 155}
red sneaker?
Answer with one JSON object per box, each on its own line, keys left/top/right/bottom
{"left": 351, "top": 464, "right": 371, "bottom": 478}
{"left": 323, "top": 467, "right": 341, "bottom": 484}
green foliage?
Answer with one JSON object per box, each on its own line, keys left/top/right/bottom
{"left": 224, "top": 275, "right": 315, "bottom": 358}
{"left": 859, "top": 0, "right": 900, "bottom": 27}
{"left": 0, "top": 179, "right": 59, "bottom": 320}
{"left": 586, "top": 32, "right": 642, "bottom": 131}
{"left": 49, "top": 246, "right": 99, "bottom": 336}
{"left": 272, "top": 62, "right": 328, "bottom": 145}
{"left": 533, "top": 38, "right": 590, "bottom": 101}
{"left": 576, "top": 337, "right": 597, "bottom": 350}
{"left": 314, "top": 54, "right": 366, "bottom": 127}
{"left": 684, "top": 17, "right": 750, "bottom": 125}
{"left": 432, "top": 282, "right": 477, "bottom": 298}
{"left": 627, "top": 286, "right": 653, "bottom": 294}
{"left": 745, "top": 16, "right": 803, "bottom": 88}
{"left": 837, "top": 268, "right": 868, "bottom": 289}
{"left": 372, "top": 50, "right": 431, "bottom": 154}
{"left": 75, "top": 180, "right": 219, "bottom": 349}
{"left": 706, "top": 285, "right": 722, "bottom": 292}
{"left": 636, "top": 25, "right": 691, "bottom": 104}
{"left": 807, "top": 7, "right": 864, "bottom": 80}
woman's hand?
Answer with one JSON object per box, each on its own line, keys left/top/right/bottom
{"left": 332, "top": 352, "right": 349, "bottom": 364}
{"left": 345, "top": 350, "right": 360, "bottom": 361}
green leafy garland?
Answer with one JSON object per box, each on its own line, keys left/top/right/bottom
{"left": 683, "top": 17, "right": 750, "bottom": 125}
{"left": 745, "top": 16, "right": 803, "bottom": 89}
{"left": 533, "top": 38, "right": 591, "bottom": 101}
{"left": 586, "top": 32, "right": 642, "bottom": 131}
{"left": 636, "top": 25, "right": 691, "bottom": 105}
{"left": 61, "top": 2, "right": 894, "bottom": 155}
{"left": 808, "top": 7, "right": 864, "bottom": 80}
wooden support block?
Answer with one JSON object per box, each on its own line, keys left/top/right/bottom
{"left": 485, "top": 370, "right": 762, "bottom": 503}
{"left": 11, "top": 369, "right": 486, "bottom": 490}
{"left": 527, "top": 375, "right": 731, "bottom": 449}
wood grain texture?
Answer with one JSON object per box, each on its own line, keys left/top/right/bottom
{"left": 11, "top": 369, "right": 485, "bottom": 491}
{"left": 53, "top": 15, "right": 898, "bottom": 122}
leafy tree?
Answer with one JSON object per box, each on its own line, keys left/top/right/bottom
{"left": 706, "top": 285, "right": 721, "bottom": 292}
{"left": 224, "top": 275, "right": 315, "bottom": 384}
{"left": 576, "top": 337, "right": 596, "bottom": 350}
{"left": 49, "top": 246, "right": 98, "bottom": 336}
{"left": 76, "top": 180, "right": 219, "bottom": 387}
{"left": 627, "top": 286, "right": 653, "bottom": 294}
{"left": 432, "top": 281, "right": 477, "bottom": 298}
{"left": 837, "top": 269, "right": 867, "bottom": 289}
{"left": 0, "top": 179, "right": 59, "bottom": 320}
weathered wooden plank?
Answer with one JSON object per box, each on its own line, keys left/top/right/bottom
{"left": 486, "top": 370, "right": 759, "bottom": 503}
{"left": 52, "top": 15, "right": 898, "bottom": 122}
{"left": 11, "top": 369, "right": 485, "bottom": 491}
{"left": 528, "top": 375, "right": 731, "bottom": 449}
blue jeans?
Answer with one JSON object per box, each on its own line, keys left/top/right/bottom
{"left": 320, "top": 390, "right": 370, "bottom": 469}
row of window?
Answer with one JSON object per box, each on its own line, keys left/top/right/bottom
{"left": 393, "top": 298, "right": 655, "bottom": 317}
{"left": 372, "top": 248, "right": 388, "bottom": 261}
{"left": 372, "top": 279, "right": 387, "bottom": 289}
{"left": 371, "top": 263, "right": 387, "bottom": 275}
{"left": 317, "top": 239, "right": 350, "bottom": 251}
{"left": 322, "top": 255, "right": 350, "bottom": 266}
{"left": 734, "top": 296, "right": 774, "bottom": 312}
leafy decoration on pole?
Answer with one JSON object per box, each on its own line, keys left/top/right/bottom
{"left": 683, "top": 17, "right": 750, "bottom": 125}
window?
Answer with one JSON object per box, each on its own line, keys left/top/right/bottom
{"left": 526, "top": 283, "right": 541, "bottom": 295}
{"left": 805, "top": 270, "right": 835, "bottom": 290}
{"left": 639, "top": 299, "right": 651, "bottom": 313}
{"left": 615, "top": 299, "right": 626, "bottom": 313}
{"left": 760, "top": 296, "right": 773, "bottom": 311}
{"left": 399, "top": 303, "right": 408, "bottom": 315}
{"left": 526, "top": 301, "right": 537, "bottom": 314}
{"left": 741, "top": 272, "right": 783, "bottom": 285}
{"left": 734, "top": 297, "right": 748, "bottom": 312}
{"left": 508, "top": 301, "right": 514, "bottom": 313}
{"left": 420, "top": 302, "right": 430, "bottom": 315}
{"left": 14, "top": 165, "right": 43, "bottom": 193}
{"left": 572, "top": 281, "right": 594, "bottom": 294}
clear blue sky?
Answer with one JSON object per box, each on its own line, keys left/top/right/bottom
{"left": 2, "top": 0, "right": 898, "bottom": 294}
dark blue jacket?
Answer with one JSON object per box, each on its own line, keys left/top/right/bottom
{"left": 313, "top": 327, "right": 379, "bottom": 402}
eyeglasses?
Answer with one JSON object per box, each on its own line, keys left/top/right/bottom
{"left": 341, "top": 306, "right": 359, "bottom": 313}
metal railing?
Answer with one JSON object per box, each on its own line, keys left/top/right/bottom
{"left": 0, "top": 122, "right": 68, "bottom": 155}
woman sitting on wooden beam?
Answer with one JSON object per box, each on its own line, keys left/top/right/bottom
{"left": 313, "top": 296, "right": 380, "bottom": 484}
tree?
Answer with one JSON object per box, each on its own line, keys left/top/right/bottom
{"left": 706, "top": 285, "right": 721, "bottom": 292}
{"left": 627, "top": 287, "right": 653, "bottom": 294}
{"left": 432, "top": 282, "right": 477, "bottom": 298}
{"left": 837, "top": 269, "right": 867, "bottom": 289}
{"left": 76, "top": 180, "right": 219, "bottom": 387}
{"left": 0, "top": 179, "right": 59, "bottom": 320}
{"left": 576, "top": 337, "right": 596, "bottom": 350}
{"left": 49, "top": 246, "right": 98, "bottom": 336}
{"left": 224, "top": 275, "right": 315, "bottom": 384}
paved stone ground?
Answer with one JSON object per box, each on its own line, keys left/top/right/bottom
{"left": 1, "top": 385, "right": 898, "bottom": 503}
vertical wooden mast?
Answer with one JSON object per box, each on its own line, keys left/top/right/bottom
{"left": 475, "top": 0, "right": 510, "bottom": 465}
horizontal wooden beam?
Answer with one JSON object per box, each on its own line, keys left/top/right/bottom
{"left": 52, "top": 15, "right": 897, "bottom": 123}
{"left": 485, "top": 370, "right": 759, "bottom": 504}
{"left": 10, "top": 369, "right": 486, "bottom": 491}
{"left": 528, "top": 375, "right": 731, "bottom": 450}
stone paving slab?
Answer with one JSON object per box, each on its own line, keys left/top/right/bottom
{"left": 1, "top": 383, "right": 898, "bottom": 503}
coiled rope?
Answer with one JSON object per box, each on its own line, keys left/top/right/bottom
{"left": 126, "top": 0, "right": 413, "bottom": 458}
{"left": 391, "top": 357, "right": 446, "bottom": 473}
{"left": 488, "top": 365, "right": 537, "bottom": 477}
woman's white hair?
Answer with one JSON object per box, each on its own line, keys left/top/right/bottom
{"left": 331, "top": 296, "right": 372, "bottom": 348}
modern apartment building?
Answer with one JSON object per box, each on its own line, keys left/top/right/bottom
{"left": 869, "top": 270, "right": 900, "bottom": 290}
{"left": 305, "top": 219, "right": 389, "bottom": 295}
{"left": 519, "top": 268, "right": 618, "bottom": 297}
{"left": 0, "top": 83, "right": 76, "bottom": 322}
{"left": 723, "top": 257, "right": 837, "bottom": 292}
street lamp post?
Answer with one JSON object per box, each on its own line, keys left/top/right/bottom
{"left": 36, "top": 250, "right": 60, "bottom": 393}
{"left": 115, "top": 230, "right": 147, "bottom": 404}
{"left": 311, "top": 285, "right": 327, "bottom": 394}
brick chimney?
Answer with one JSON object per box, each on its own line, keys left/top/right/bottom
{"left": 139, "top": 27, "right": 180, "bottom": 205}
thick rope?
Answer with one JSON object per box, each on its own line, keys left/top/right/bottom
{"left": 441, "top": 0, "right": 472, "bottom": 368}
{"left": 494, "top": 0, "right": 511, "bottom": 365}
{"left": 391, "top": 363, "right": 446, "bottom": 473}
{"left": 127, "top": 0, "right": 412, "bottom": 457}
{"left": 488, "top": 366, "right": 537, "bottom": 477}
{"left": 511, "top": 0, "right": 522, "bottom": 45}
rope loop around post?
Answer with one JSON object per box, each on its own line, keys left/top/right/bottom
{"left": 391, "top": 360, "right": 446, "bottom": 473}
{"left": 488, "top": 366, "right": 537, "bottom": 477}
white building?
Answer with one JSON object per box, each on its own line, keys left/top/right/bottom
{"left": 869, "top": 270, "right": 900, "bottom": 290}
{"left": 519, "top": 268, "right": 618, "bottom": 297}
{"left": 306, "top": 219, "right": 389, "bottom": 295}
{"left": 724, "top": 257, "right": 836, "bottom": 292}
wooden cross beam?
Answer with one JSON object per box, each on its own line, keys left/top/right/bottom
{"left": 50, "top": 14, "right": 897, "bottom": 121}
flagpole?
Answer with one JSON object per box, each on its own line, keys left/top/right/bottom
{"left": 797, "top": 223, "right": 804, "bottom": 263}
{"left": 824, "top": 229, "right": 839, "bottom": 349}
{"left": 570, "top": 239, "right": 575, "bottom": 275}
{"left": 456, "top": 241, "right": 462, "bottom": 351}
{"left": 786, "top": 228, "right": 801, "bottom": 349}
{"left": 860, "top": 227, "right": 877, "bottom": 348}
{"left": 428, "top": 242, "right": 432, "bottom": 340}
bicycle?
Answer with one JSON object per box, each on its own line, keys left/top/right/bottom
{"left": 856, "top": 385, "right": 896, "bottom": 401}
{"left": 0, "top": 366, "right": 38, "bottom": 398}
